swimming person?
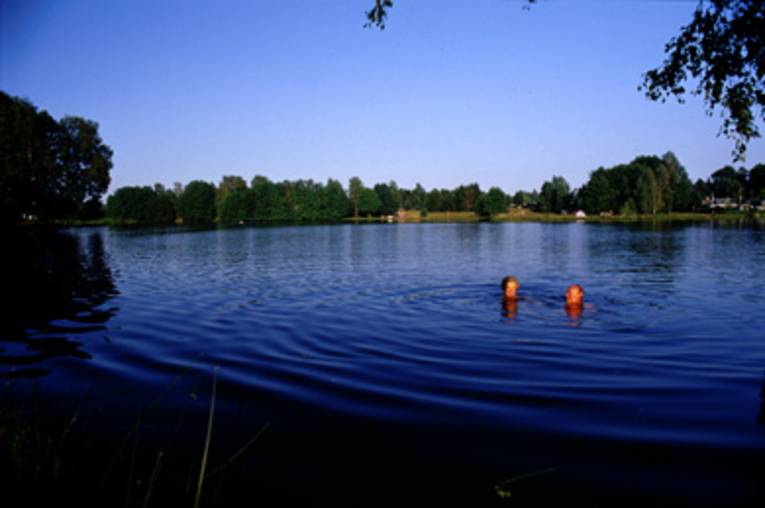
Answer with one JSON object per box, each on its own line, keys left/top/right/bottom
{"left": 501, "top": 276, "right": 521, "bottom": 301}
{"left": 565, "top": 284, "right": 584, "bottom": 307}
{"left": 565, "top": 283, "right": 585, "bottom": 319}
{"left": 502, "top": 297, "right": 519, "bottom": 319}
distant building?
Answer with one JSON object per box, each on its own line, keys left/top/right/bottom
{"left": 701, "top": 196, "right": 764, "bottom": 211}
{"left": 703, "top": 196, "right": 736, "bottom": 209}
{"left": 574, "top": 210, "right": 587, "bottom": 218}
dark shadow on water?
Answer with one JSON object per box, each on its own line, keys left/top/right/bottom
{"left": 1, "top": 228, "right": 117, "bottom": 377}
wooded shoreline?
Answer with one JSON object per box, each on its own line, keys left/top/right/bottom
{"left": 39, "top": 210, "right": 765, "bottom": 228}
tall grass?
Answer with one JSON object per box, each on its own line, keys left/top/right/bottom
{"left": 0, "top": 367, "right": 268, "bottom": 507}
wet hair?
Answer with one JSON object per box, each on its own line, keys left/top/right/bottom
{"left": 567, "top": 283, "right": 584, "bottom": 295}
{"left": 501, "top": 276, "right": 519, "bottom": 291}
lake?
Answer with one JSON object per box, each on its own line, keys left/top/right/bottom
{"left": 2, "top": 222, "right": 764, "bottom": 506}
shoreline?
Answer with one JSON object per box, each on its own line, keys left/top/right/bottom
{"left": 14, "top": 210, "right": 765, "bottom": 229}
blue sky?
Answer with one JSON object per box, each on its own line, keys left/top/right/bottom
{"left": 1, "top": 0, "right": 763, "bottom": 194}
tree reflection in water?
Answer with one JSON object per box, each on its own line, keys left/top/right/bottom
{"left": 1, "top": 228, "right": 118, "bottom": 378}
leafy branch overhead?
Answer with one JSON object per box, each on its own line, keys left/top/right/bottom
{"left": 366, "top": 1, "right": 763, "bottom": 161}
{"left": 364, "top": 0, "right": 393, "bottom": 30}
{"left": 364, "top": 0, "right": 537, "bottom": 29}
{"left": 641, "top": 0, "right": 764, "bottom": 161}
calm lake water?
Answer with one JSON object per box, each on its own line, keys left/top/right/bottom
{"left": 3, "top": 222, "right": 765, "bottom": 505}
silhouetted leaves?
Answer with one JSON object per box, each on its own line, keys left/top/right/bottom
{"left": 642, "top": 0, "right": 764, "bottom": 160}
{"left": 0, "top": 91, "right": 112, "bottom": 224}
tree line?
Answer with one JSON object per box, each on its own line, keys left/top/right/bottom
{"left": 105, "top": 175, "right": 510, "bottom": 225}
{"left": 3, "top": 91, "right": 763, "bottom": 227}
{"left": 575, "top": 153, "right": 765, "bottom": 215}
{"left": 0, "top": 90, "right": 113, "bottom": 225}
{"left": 105, "top": 151, "right": 765, "bottom": 226}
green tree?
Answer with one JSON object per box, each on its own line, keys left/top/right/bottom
{"left": 107, "top": 186, "right": 153, "bottom": 223}
{"left": 511, "top": 190, "right": 539, "bottom": 208}
{"left": 539, "top": 176, "right": 571, "bottom": 213}
{"left": 452, "top": 183, "right": 481, "bottom": 212}
{"left": 217, "top": 175, "right": 246, "bottom": 201}
{"left": 0, "top": 92, "right": 57, "bottom": 222}
{"left": 692, "top": 178, "right": 710, "bottom": 209}
{"left": 749, "top": 163, "right": 765, "bottom": 199}
{"left": 251, "top": 175, "right": 288, "bottom": 221}
{"left": 286, "top": 179, "right": 322, "bottom": 221}
{"left": 216, "top": 175, "right": 247, "bottom": 219}
{"left": 374, "top": 182, "right": 400, "bottom": 215}
{"left": 348, "top": 176, "right": 364, "bottom": 218}
{"left": 55, "top": 116, "right": 113, "bottom": 218}
{"left": 106, "top": 185, "right": 175, "bottom": 224}
{"left": 150, "top": 183, "right": 178, "bottom": 224}
{"left": 179, "top": 180, "right": 216, "bottom": 224}
{"left": 218, "top": 187, "right": 254, "bottom": 224}
{"left": 673, "top": 172, "right": 695, "bottom": 211}
{"left": 357, "top": 187, "right": 381, "bottom": 216}
{"left": 661, "top": 151, "right": 695, "bottom": 212}
{"left": 620, "top": 198, "right": 638, "bottom": 216}
{"left": 709, "top": 165, "right": 743, "bottom": 200}
{"left": 637, "top": 168, "right": 662, "bottom": 215}
{"left": 482, "top": 186, "right": 508, "bottom": 216}
{"left": 409, "top": 183, "right": 427, "bottom": 210}
{"left": 320, "top": 178, "right": 351, "bottom": 220}
{"left": 580, "top": 168, "right": 616, "bottom": 214}
{"left": 426, "top": 189, "right": 444, "bottom": 212}
{"left": 0, "top": 91, "right": 113, "bottom": 223}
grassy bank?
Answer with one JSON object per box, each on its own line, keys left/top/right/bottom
{"left": 491, "top": 211, "right": 715, "bottom": 223}
{"left": 492, "top": 210, "right": 765, "bottom": 224}
{"left": 417, "top": 210, "right": 762, "bottom": 224}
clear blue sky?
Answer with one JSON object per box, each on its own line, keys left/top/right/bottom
{"left": 1, "top": 0, "right": 762, "bottom": 195}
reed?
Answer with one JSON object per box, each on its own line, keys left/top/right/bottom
{"left": 494, "top": 466, "right": 559, "bottom": 499}
{"left": 1, "top": 366, "right": 269, "bottom": 507}
{"left": 194, "top": 366, "right": 218, "bottom": 508}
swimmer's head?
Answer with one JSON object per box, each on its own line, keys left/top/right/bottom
{"left": 501, "top": 276, "right": 520, "bottom": 300}
{"left": 565, "top": 284, "right": 584, "bottom": 307}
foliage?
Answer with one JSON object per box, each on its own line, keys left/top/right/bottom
{"left": 320, "top": 179, "right": 351, "bottom": 221}
{"left": 577, "top": 152, "right": 698, "bottom": 215}
{"left": 451, "top": 183, "right": 482, "bottom": 212}
{"left": 364, "top": 0, "right": 393, "bottom": 29}
{"left": 364, "top": 0, "right": 538, "bottom": 29}
{"left": 401, "top": 183, "right": 427, "bottom": 210}
{"left": 750, "top": 163, "right": 765, "bottom": 198}
{"left": 511, "top": 190, "right": 539, "bottom": 208}
{"left": 106, "top": 185, "right": 177, "bottom": 224}
{"left": 365, "top": 1, "right": 763, "bottom": 161}
{"left": 55, "top": 116, "right": 113, "bottom": 218}
{"left": 539, "top": 176, "right": 572, "bottom": 213}
{"left": 357, "top": 187, "right": 382, "bottom": 216}
{"left": 0, "top": 91, "right": 112, "bottom": 224}
{"left": 251, "top": 175, "right": 289, "bottom": 221}
{"left": 218, "top": 187, "right": 255, "bottom": 225}
{"left": 642, "top": 0, "right": 764, "bottom": 160}
{"left": 480, "top": 186, "right": 509, "bottom": 216}
{"left": 103, "top": 151, "right": 762, "bottom": 225}
{"left": 709, "top": 165, "right": 744, "bottom": 200}
{"left": 348, "top": 176, "right": 364, "bottom": 218}
{"left": 637, "top": 168, "right": 662, "bottom": 215}
{"left": 179, "top": 180, "right": 216, "bottom": 224}
{"left": 374, "top": 181, "right": 401, "bottom": 215}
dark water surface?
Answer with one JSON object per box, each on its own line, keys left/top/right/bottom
{"left": 3, "top": 223, "right": 764, "bottom": 505}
